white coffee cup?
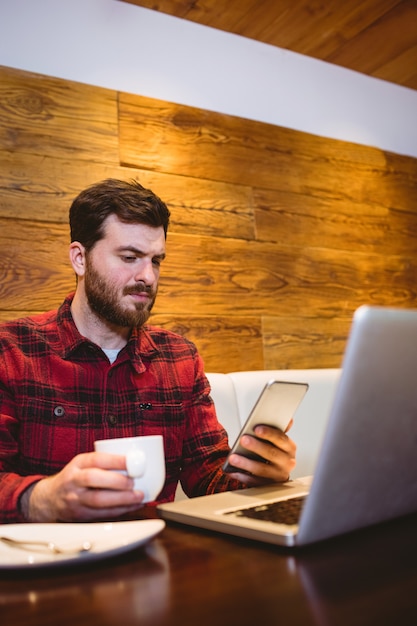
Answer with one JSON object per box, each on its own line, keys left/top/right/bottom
{"left": 94, "top": 435, "right": 165, "bottom": 503}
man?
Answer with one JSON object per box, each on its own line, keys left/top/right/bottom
{"left": 0, "top": 179, "right": 296, "bottom": 523}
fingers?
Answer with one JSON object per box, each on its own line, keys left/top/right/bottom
{"left": 79, "top": 467, "right": 134, "bottom": 491}
{"left": 228, "top": 425, "right": 296, "bottom": 483}
{"left": 228, "top": 452, "right": 294, "bottom": 483}
{"left": 74, "top": 451, "right": 128, "bottom": 472}
{"left": 66, "top": 488, "right": 145, "bottom": 522}
{"left": 252, "top": 424, "right": 296, "bottom": 453}
{"left": 66, "top": 451, "right": 142, "bottom": 489}
{"left": 49, "top": 477, "right": 145, "bottom": 522}
{"left": 27, "top": 452, "right": 146, "bottom": 522}
{"left": 62, "top": 452, "right": 145, "bottom": 512}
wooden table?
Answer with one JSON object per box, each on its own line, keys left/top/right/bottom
{"left": 1, "top": 508, "right": 416, "bottom": 626}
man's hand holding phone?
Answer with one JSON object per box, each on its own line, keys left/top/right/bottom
{"left": 225, "top": 422, "right": 297, "bottom": 485}
{"left": 222, "top": 380, "right": 308, "bottom": 484}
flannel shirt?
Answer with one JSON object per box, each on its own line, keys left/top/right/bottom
{"left": 0, "top": 294, "right": 240, "bottom": 523}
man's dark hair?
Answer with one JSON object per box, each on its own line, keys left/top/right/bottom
{"left": 69, "top": 178, "right": 170, "bottom": 251}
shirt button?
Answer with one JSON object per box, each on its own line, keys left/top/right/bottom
{"left": 53, "top": 406, "right": 65, "bottom": 417}
{"left": 108, "top": 414, "right": 118, "bottom": 425}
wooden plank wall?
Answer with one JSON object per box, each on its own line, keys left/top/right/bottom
{"left": 1, "top": 65, "right": 417, "bottom": 372}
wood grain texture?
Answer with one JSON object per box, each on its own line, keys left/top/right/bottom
{"left": 262, "top": 316, "right": 353, "bottom": 370}
{"left": 122, "top": 0, "right": 417, "bottom": 89}
{"left": 1, "top": 65, "right": 417, "bottom": 371}
{"left": 123, "top": 168, "right": 255, "bottom": 240}
{"left": 253, "top": 188, "right": 417, "bottom": 255}
{"left": 326, "top": 0, "right": 417, "bottom": 77}
{"left": 0, "top": 310, "right": 42, "bottom": 322}
{"left": 3, "top": 221, "right": 414, "bottom": 314}
{"left": 118, "top": 91, "right": 417, "bottom": 205}
{"left": 150, "top": 314, "right": 264, "bottom": 372}
{"left": 0, "top": 151, "right": 254, "bottom": 239}
{"left": 158, "top": 232, "right": 415, "bottom": 316}
{"left": 0, "top": 65, "right": 119, "bottom": 163}
{"left": 0, "top": 218, "right": 74, "bottom": 310}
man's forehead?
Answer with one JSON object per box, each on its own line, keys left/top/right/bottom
{"left": 102, "top": 214, "right": 165, "bottom": 241}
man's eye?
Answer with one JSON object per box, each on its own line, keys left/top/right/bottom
{"left": 122, "top": 256, "right": 136, "bottom": 263}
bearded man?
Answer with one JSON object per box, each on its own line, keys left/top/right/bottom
{"left": 0, "top": 179, "right": 296, "bottom": 523}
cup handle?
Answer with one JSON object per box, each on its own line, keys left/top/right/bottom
{"left": 126, "top": 449, "right": 146, "bottom": 478}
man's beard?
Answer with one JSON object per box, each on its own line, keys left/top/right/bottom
{"left": 84, "top": 256, "right": 157, "bottom": 329}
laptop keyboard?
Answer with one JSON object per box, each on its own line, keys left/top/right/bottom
{"left": 224, "top": 496, "right": 306, "bottom": 525}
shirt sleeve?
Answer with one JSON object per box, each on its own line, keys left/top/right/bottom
{"left": 176, "top": 353, "right": 242, "bottom": 498}
{"left": 0, "top": 383, "right": 45, "bottom": 523}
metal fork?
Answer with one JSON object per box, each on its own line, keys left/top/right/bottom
{"left": 0, "top": 535, "right": 93, "bottom": 554}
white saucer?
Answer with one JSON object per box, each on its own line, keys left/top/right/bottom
{"left": 0, "top": 519, "right": 165, "bottom": 569}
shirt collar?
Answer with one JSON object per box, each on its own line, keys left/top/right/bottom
{"left": 56, "top": 293, "right": 160, "bottom": 367}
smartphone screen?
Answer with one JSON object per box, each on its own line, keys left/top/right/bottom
{"left": 222, "top": 379, "right": 308, "bottom": 473}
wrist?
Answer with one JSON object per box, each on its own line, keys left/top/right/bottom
{"left": 19, "top": 483, "right": 37, "bottom": 521}
{"left": 19, "top": 478, "right": 55, "bottom": 522}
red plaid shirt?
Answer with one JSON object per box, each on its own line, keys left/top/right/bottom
{"left": 0, "top": 294, "right": 240, "bottom": 522}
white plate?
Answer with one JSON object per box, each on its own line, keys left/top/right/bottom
{"left": 0, "top": 519, "right": 165, "bottom": 569}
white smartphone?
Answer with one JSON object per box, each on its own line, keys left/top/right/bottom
{"left": 222, "top": 379, "right": 309, "bottom": 473}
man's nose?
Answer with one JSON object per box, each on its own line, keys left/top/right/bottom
{"left": 134, "top": 260, "right": 156, "bottom": 286}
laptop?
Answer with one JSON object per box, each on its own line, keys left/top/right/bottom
{"left": 158, "top": 306, "right": 417, "bottom": 546}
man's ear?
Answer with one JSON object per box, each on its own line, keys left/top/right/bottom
{"left": 69, "top": 241, "right": 86, "bottom": 277}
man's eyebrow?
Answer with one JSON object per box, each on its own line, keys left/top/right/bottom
{"left": 116, "top": 245, "right": 166, "bottom": 260}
